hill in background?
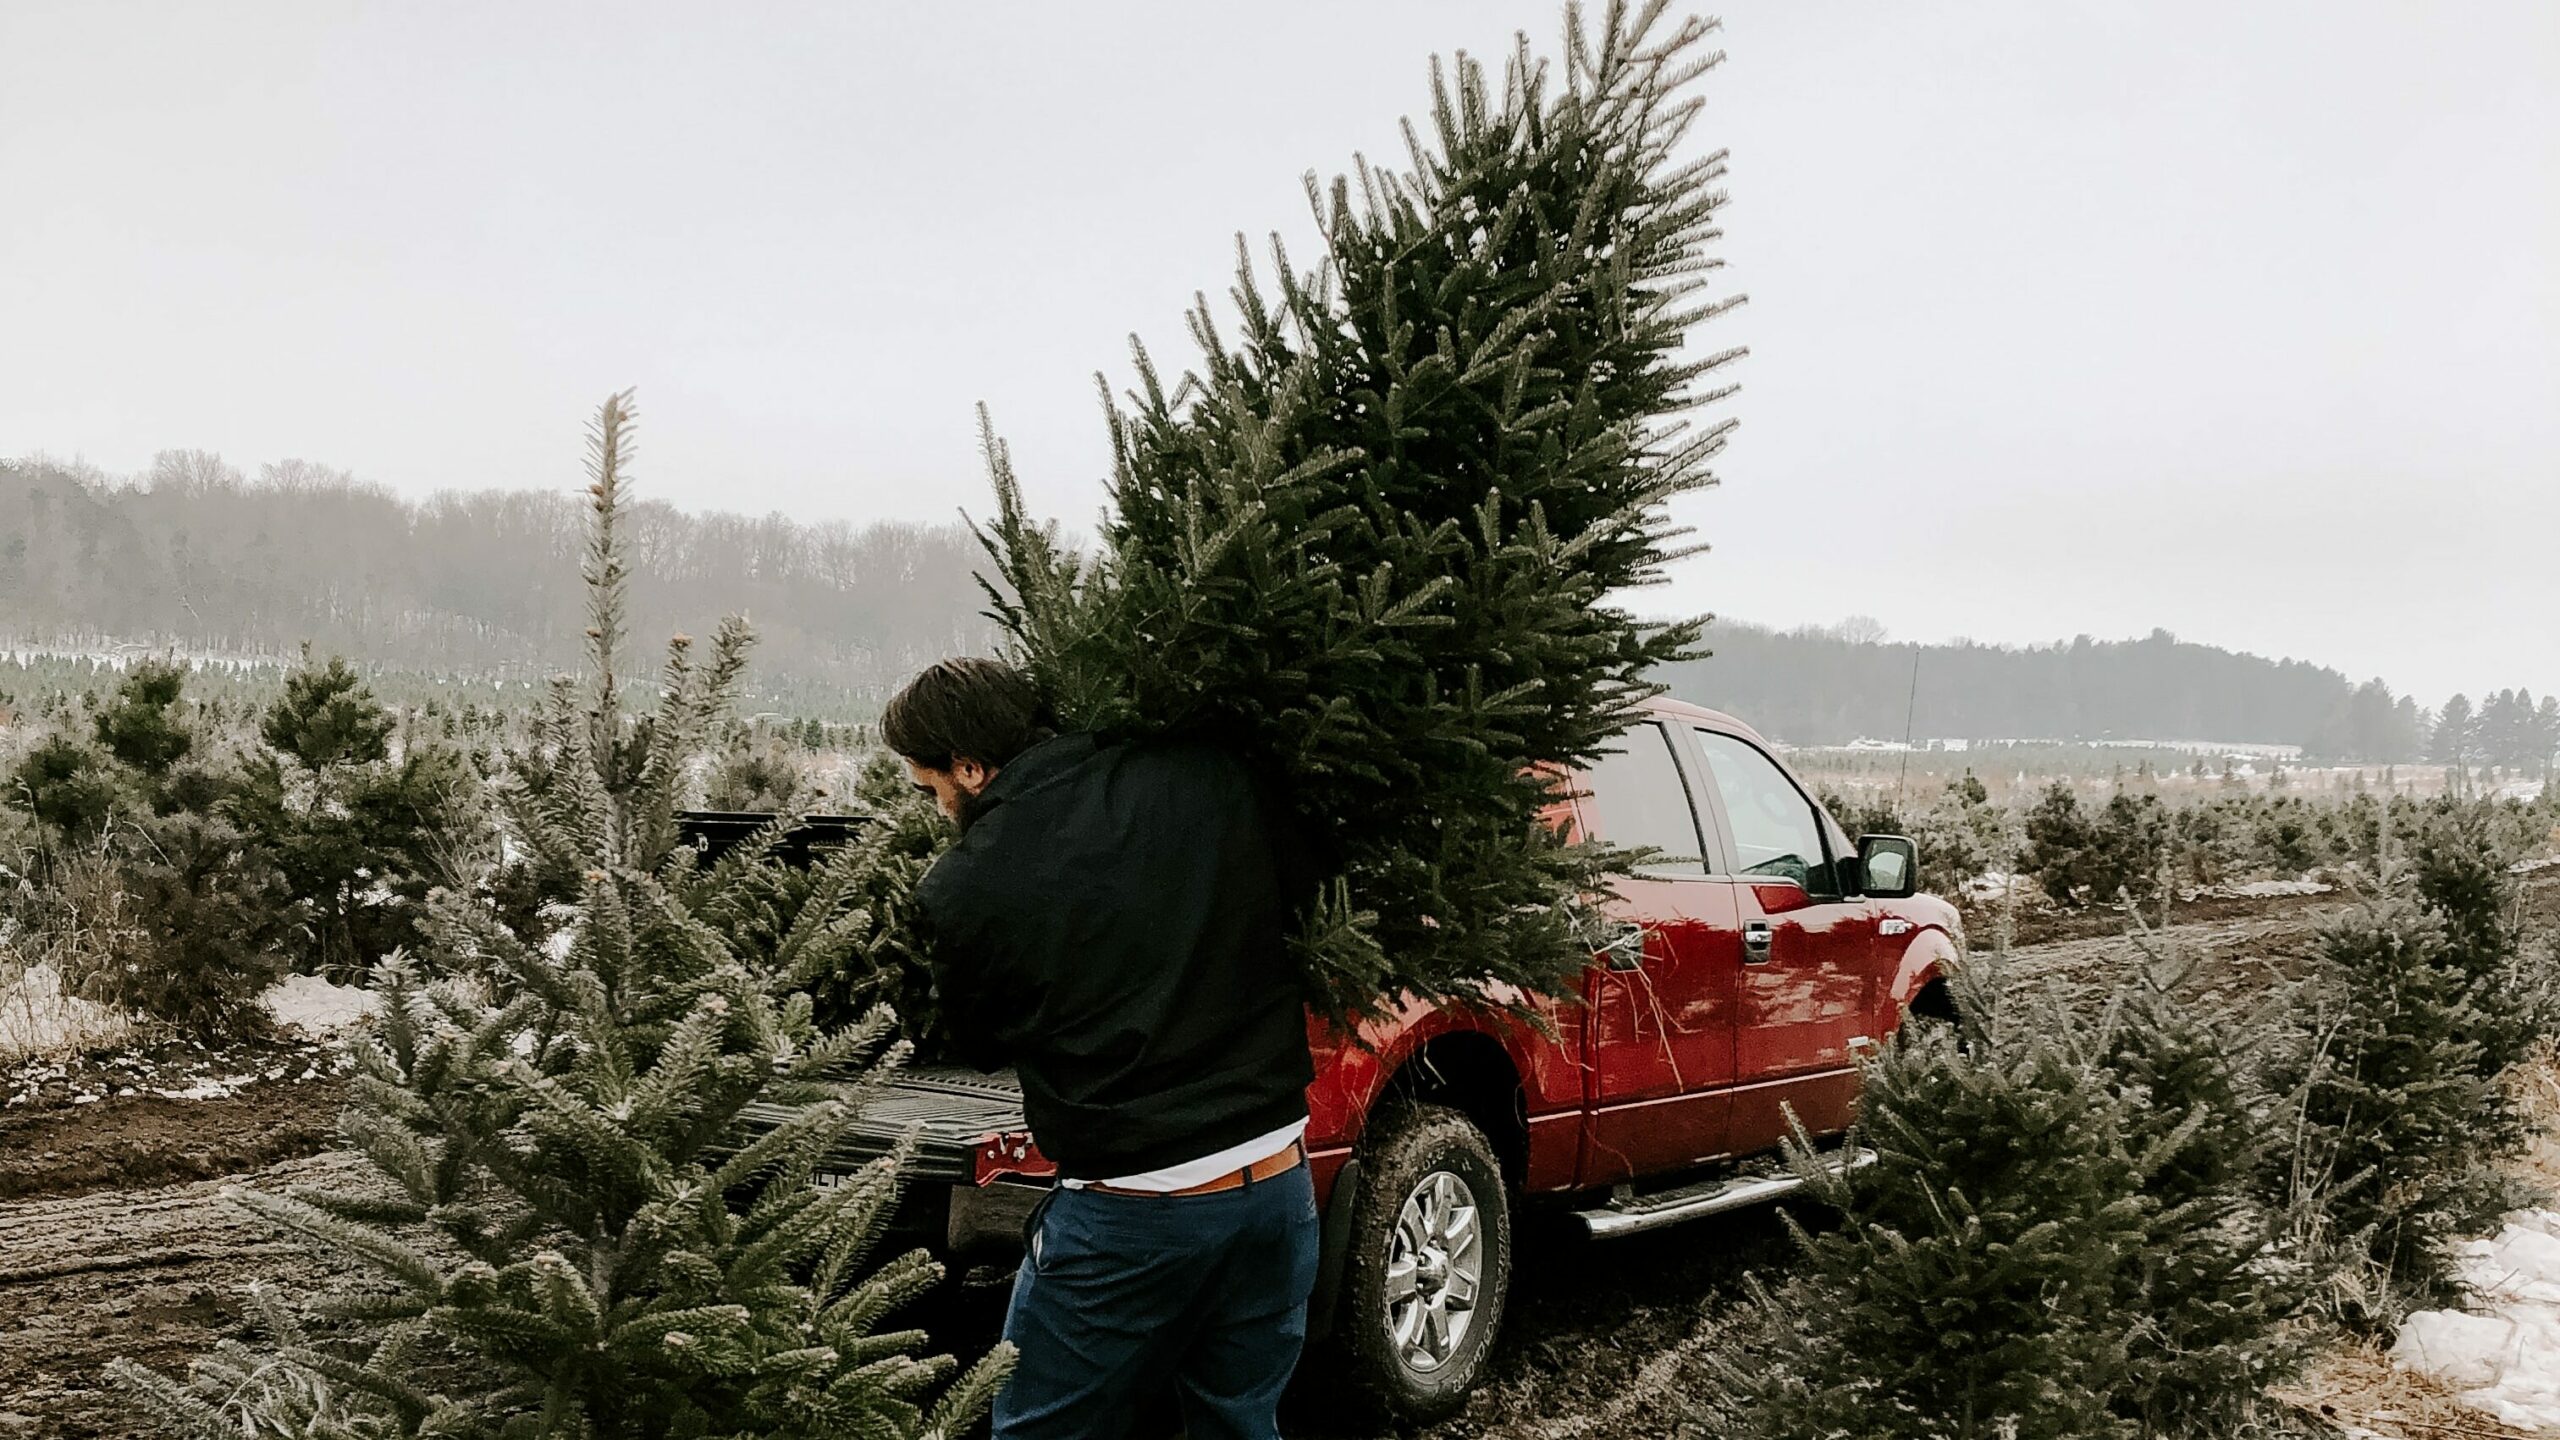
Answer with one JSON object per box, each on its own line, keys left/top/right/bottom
{"left": 0, "top": 452, "right": 2501, "bottom": 758}
{"left": 1662, "top": 620, "right": 2425, "bottom": 757}
{"left": 3, "top": 452, "right": 996, "bottom": 715}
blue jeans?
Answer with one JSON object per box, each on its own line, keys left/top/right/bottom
{"left": 994, "top": 1162, "right": 1320, "bottom": 1440}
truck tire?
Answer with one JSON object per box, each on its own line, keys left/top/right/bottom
{"left": 1331, "top": 1102, "right": 1514, "bottom": 1422}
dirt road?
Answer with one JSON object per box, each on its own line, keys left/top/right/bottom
{"left": 5, "top": 881, "right": 2548, "bottom": 1438}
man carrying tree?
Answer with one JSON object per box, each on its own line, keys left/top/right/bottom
{"left": 884, "top": 656, "right": 1320, "bottom": 1439}
{"left": 882, "top": 12, "right": 1733, "bottom": 1432}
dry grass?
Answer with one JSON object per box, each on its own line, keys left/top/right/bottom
{"left": 2276, "top": 1343, "right": 2542, "bottom": 1439}
{"left": 0, "top": 852, "right": 143, "bottom": 1062}
{"left": 2505, "top": 1049, "right": 2560, "bottom": 1207}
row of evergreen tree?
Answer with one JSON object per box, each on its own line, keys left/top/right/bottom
{"left": 4, "top": 652, "right": 487, "bottom": 1037}
{"left": 1827, "top": 771, "right": 2560, "bottom": 918}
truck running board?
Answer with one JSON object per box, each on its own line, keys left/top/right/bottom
{"left": 1573, "top": 1148, "right": 1876, "bottom": 1240}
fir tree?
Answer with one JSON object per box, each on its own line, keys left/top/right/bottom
{"left": 262, "top": 651, "right": 397, "bottom": 769}
{"left": 2432, "top": 692, "right": 2474, "bottom": 768}
{"left": 93, "top": 658, "right": 195, "bottom": 779}
{"left": 1707, "top": 961, "right": 2300, "bottom": 1440}
{"left": 2263, "top": 811, "right": 2550, "bottom": 1321}
{"left": 794, "top": 755, "right": 952, "bottom": 1047}
{"left": 232, "top": 651, "right": 483, "bottom": 978}
{"left": 703, "top": 729, "right": 814, "bottom": 814}
{"left": 979, "top": 1, "right": 1740, "bottom": 1018}
{"left": 1714, "top": 969, "right": 2143, "bottom": 1440}
{"left": 112, "top": 392, "right": 1009, "bottom": 1440}
{"left": 6, "top": 730, "right": 123, "bottom": 849}
{"left": 108, "top": 807, "right": 295, "bottom": 1041}
{"left": 2094, "top": 960, "right": 2306, "bottom": 1434}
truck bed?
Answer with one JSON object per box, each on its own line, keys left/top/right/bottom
{"left": 740, "top": 1066, "right": 1026, "bottom": 1185}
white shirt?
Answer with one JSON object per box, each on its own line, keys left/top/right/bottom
{"left": 1061, "top": 1119, "right": 1308, "bottom": 1193}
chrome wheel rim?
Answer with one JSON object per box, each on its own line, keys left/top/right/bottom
{"left": 1384, "top": 1169, "right": 1483, "bottom": 1373}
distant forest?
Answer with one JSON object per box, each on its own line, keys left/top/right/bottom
{"left": 4, "top": 452, "right": 2546, "bottom": 761}
{"left": 1663, "top": 623, "right": 2435, "bottom": 756}
{"left": 2, "top": 452, "right": 998, "bottom": 714}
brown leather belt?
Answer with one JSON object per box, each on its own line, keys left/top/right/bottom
{"left": 1087, "top": 1142, "right": 1305, "bottom": 1198}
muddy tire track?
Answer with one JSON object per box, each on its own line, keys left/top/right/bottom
{"left": 0, "top": 1152, "right": 371, "bottom": 1438}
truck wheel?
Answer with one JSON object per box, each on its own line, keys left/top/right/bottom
{"left": 1334, "top": 1102, "right": 1513, "bottom": 1422}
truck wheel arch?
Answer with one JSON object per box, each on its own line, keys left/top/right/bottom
{"left": 1908, "top": 975, "right": 1959, "bottom": 1023}
{"left": 1889, "top": 933, "right": 1961, "bottom": 1012}
{"left": 1376, "top": 1031, "right": 1529, "bottom": 1191}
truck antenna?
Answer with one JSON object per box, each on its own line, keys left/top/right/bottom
{"left": 1895, "top": 649, "right": 1921, "bottom": 807}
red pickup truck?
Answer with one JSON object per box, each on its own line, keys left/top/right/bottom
{"left": 728, "top": 697, "right": 1960, "bottom": 1420}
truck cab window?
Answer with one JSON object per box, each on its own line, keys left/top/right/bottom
{"left": 1577, "top": 723, "right": 1708, "bottom": 876}
{"left": 1694, "top": 729, "right": 1832, "bottom": 894}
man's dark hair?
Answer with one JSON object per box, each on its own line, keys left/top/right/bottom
{"left": 881, "top": 657, "right": 1055, "bottom": 771}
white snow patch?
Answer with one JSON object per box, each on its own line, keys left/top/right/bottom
{"left": 151, "top": 1074, "right": 261, "bottom": 1101}
{"left": 263, "top": 972, "right": 379, "bottom": 1035}
{"left": 0, "top": 963, "right": 136, "bottom": 1060}
{"left": 2392, "top": 1208, "right": 2560, "bottom": 1431}
{"left": 3, "top": 966, "right": 373, "bottom": 1061}
{"left": 2180, "top": 878, "right": 2334, "bottom": 902}
{"left": 1962, "top": 871, "right": 2024, "bottom": 901}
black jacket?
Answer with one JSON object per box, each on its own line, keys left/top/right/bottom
{"left": 915, "top": 732, "right": 1316, "bottom": 1180}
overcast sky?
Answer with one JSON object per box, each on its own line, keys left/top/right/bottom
{"left": 5, "top": 2, "right": 2554, "bottom": 707}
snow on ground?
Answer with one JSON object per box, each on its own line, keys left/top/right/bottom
{"left": 2181, "top": 877, "right": 2335, "bottom": 902}
{"left": 0, "top": 963, "right": 136, "bottom": 1061}
{"left": 1, "top": 965, "right": 371, "bottom": 1065}
{"left": 262, "top": 972, "right": 378, "bottom": 1034}
{"left": 1962, "top": 871, "right": 2022, "bottom": 902}
{"left": 2, "top": 966, "right": 373, "bottom": 1105}
{"left": 2392, "top": 1209, "right": 2560, "bottom": 1431}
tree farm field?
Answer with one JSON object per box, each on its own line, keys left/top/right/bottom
{"left": 5, "top": 872, "right": 2557, "bottom": 1440}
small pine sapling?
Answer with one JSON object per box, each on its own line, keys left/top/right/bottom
{"left": 92, "top": 658, "right": 195, "bottom": 781}
{"left": 2268, "top": 799, "right": 2554, "bottom": 1321}
{"left": 232, "top": 650, "right": 486, "bottom": 978}
{"left": 1709, "top": 958, "right": 2302, "bottom": 1440}
{"left": 2094, "top": 956, "right": 2307, "bottom": 1435}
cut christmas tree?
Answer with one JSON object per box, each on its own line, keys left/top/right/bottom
{"left": 979, "top": 0, "right": 1742, "bottom": 1019}
{"left": 112, "top": 393, "right": 1009, "bottom": 1440}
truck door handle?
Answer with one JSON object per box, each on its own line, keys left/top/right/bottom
{"left": 1742, "top": 921, "right": 1774, "bottom": 964}
{"left": 1600, "top": 921, "right": 1647, "bottom": 971}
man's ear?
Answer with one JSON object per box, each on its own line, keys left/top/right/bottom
{"left": 952, "top": 757, "right": 994, "bottom": 796}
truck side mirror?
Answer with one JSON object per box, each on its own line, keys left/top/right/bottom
{"left": 1859, "top": 834, "right": 1918, "bottom": 899}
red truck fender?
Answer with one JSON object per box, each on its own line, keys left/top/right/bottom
{"left": 1884, "top": 919, "right": 1963, "bottom": 1031}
